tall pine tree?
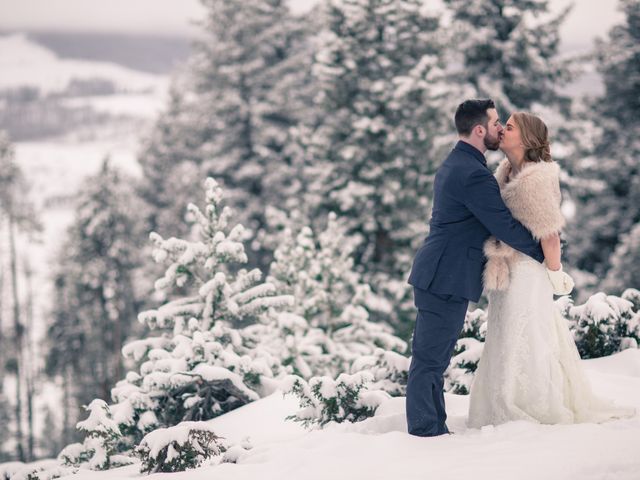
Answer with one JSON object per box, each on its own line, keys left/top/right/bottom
{"left": 138, "top": 0, "right": 316, "bottom": 270}
{"left": 443, "top": 0, "right": 572, "bottom": 114}
{"left": 566, "top": 0, "right": 640, "bottom": 280}
{"left": 300, "top": 0, "right": 464, "bottom": 335}
{"left": 45, "top": 159, "right": 146, "bottom": 432}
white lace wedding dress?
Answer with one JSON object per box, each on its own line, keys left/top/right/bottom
{"left": 467, "top": 254, "right": 636, "bottom": 428}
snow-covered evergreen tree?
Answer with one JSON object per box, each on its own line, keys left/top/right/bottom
{"left": 301, "top": 0, "right": 466, "bottom": 336}
{"left": 443, "top": 0, "right": 572, "bottom": 114}
{"left": 138, "top": 0, "right": 316, "bottom": 270}
{"left": 243, "top": 310, "right": 339, "bottom": 380}
{"left": 45, "top": 159, "right": 146, "bottom": 427}
{"left": 264, "top": 208, "right": 406, "bottom": 377}
{"left": 110, "top": 178, "right": 294, "bottom": 447}
{"left": 267, "top": 209, "right": 368, "bottom": 329}
{"left": 602, "top": 223, "right": 640, "bottom": 295}
{"left": 566, "top": 0, "right": 640, "bottom": 280}
{"left": 58, "top": 400, "right": 133, "bottom": 471}
{"left": 443, "top": 0, "right": 582, "bottom": 189}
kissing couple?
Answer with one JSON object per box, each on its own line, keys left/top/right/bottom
{"left": 405, "top": 99, "right": 635, "bottom": 436}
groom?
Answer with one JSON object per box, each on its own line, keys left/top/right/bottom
{"left": 405, "top": 99, "right": 545, "bottom": 436}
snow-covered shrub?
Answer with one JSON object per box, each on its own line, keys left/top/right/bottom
{"left": 350, "top": 348, "right": 410, "bottom": 397}
{"left": 0, "top": 462, "right": 25, "bottom": 480}
{"left": 4, "top": 460, "right": 70, "bottom": 480}
{"left": 283, "top": 372, "right": 390, "bottom": 428}
{"left": 57, "top": 443, "right": 91, "bottom": 468}
{"left": 445, "top": 338, "right": 485, "bottom": 395}
{"left": 58, "top": 400, "right": 134, "bottom": 471}
{"left": 443, "top": 308, "right": 487, "bottom": 394}
{"left": 458, "top": 307, "right": 488, "bottom": 342}
{"left": 622, "top": 288, "right": 640, "bottom": 312}
{"left": 135, "top": 422, "right": 225, "bottom": 474}
{"left": 566, "top": 292, "right": 640, "bottom": 358}
{"left": 220, "top": 437, "right": 253, "bottom": 464}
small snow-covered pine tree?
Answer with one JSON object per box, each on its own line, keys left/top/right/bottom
{"left": 266, "top": 208, "right": 406, "bottom": 378}
{"left": 136, "top": 422, "right": 225, "bottom": 474}
{"left": 110, "top": 178, "right": 294, "bottom": 448}
{"left": 58, "top": 400, "right": 133, "bottom": 471}
{"left": 283, "top": 372, "right": 391, "bottom": 428}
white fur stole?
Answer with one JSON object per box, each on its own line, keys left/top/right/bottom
{"left": 483, "top": 158, "right": 565, "bottom": 291}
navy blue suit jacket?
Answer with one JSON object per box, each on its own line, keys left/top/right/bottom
{"left": 407, "top": 141, "right": 544, "bottom": 302}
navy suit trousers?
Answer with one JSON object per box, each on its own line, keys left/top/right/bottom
{"left": 406, "top": 287, "right": 469, "bottom": 436}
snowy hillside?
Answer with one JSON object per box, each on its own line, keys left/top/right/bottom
{"left": 0, "top": 33, "right": 166, "bottom": 95}
{"left": 27, "top": 349, "right": 637, "bottom": 480}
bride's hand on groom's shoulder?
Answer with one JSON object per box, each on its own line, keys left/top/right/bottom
{"left": 545, "top": 264, "right": 575, "bottom": 296}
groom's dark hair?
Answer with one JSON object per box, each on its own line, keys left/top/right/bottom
{"left": 454, "top": 99, "right": 495, "bottom": 136}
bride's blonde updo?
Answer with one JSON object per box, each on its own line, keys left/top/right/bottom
{"left": 512, "top": 112, "right": 552, "bottom": 163}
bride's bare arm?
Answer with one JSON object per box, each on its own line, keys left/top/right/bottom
{"left": 541, "top": 232, "right": 561, "bottom": 271}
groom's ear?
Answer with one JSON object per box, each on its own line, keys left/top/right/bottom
{"left": 473, "top": 124, "right": 486, "bottom": 137}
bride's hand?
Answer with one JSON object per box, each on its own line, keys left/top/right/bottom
{"left": 545, "top": 264, "right": 575, "bottom": 295}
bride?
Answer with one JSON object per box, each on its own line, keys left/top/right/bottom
{"left": 467, "top": 112, "right": 635, "bottom": 427}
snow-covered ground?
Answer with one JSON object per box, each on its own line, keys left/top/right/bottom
{"left": 57, "top": 349, "right": 640, "bottom": 480}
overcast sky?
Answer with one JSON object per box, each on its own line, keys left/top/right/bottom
{"left": 0, "top": 0, "right": 623, "bottom": 51}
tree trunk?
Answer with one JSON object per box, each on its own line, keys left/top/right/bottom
{"left": 62, "top": 363, "right": 73, "bottom": 446}
{"left": 98, "top": 290, "right": 110, "bottom": 401}
{"left": 23, "top": 255, "right": 35, "bottom": 461}
{"left": 8, "top": 214, "right": 25, "bottom": 462}
{"left": 0, "top": 216, "right": 5, "bottom": 394}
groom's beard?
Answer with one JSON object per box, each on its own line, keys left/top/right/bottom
{"left": 484, "top": 132, "right": 501, "bottom": 151}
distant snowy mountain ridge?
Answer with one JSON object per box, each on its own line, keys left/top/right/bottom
{"left": 0, "top": 33, "right": 166, "bottom": 94}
